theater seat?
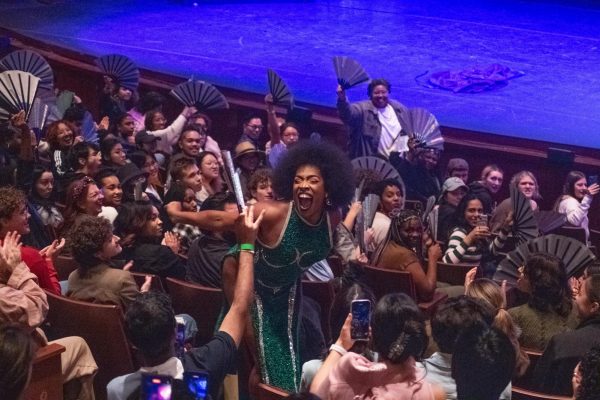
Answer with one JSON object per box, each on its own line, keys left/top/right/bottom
{"left": 54, "top": 255, "right": 79, "bottom": 281}
{"left": 130, "top": 271, "right": 165, "bottom": 292}
{"left": 302, "top": 279, "right": 335, "bottom": 343}
{"left": 24, "top": 342, "right": 65, "bottom": 400}
{"left": 436, "top": 262, "right": 476, "bottom": 286}
{"left": 511, "top": 386, "right": 571, "bottom": 400}
{"left": 44, "top": 290, "right": 135, "bottom": 399}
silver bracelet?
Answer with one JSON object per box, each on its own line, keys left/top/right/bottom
{"left": 329, "top": 344, "right": 348, "bottom": 356}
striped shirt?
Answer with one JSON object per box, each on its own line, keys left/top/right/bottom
{"left": 442, "top": 227, "right": 508, "bottom": 265}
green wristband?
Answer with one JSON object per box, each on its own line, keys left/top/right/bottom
{"left": 240, "top": 243, "right": 255, "bottom": 252}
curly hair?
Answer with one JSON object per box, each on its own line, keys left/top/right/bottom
{"left": 68, "top": 215, "right": 114, "bottom": 271}
{"left": 247, "top": 167, "right": 273, "bottom": 194}
{"left": 0, "top": 187, "right": 26, "bottom": 226}
{"left": 272, "top": 140, "right": 353, "bottom": 208}
{"left": 577, "top": 344, "right": 600, "bottom": 400}
{"left": 524, "top": 252, "right": 572, "bottom": 317}
{"left": 46, "top": 120, "right": 76, "bottom": 151}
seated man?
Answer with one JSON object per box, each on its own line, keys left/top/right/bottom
{"left": 452, "top": 324, "right": 516, "bottom": 400}
{"left": 0, "top": 231, "right": 98, "bottom": 400}
{"left": 107, "top": 206, "right": 263, "bottom": 400}
{"left": 422, "top": 296, "right": 513, "bottom": 400}
{"left": 186, "top": 192, "right": 238, "bottom": 287}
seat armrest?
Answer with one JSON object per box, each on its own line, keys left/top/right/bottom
{"left": 418, "top": 291, "right": 448, "bottom": 317}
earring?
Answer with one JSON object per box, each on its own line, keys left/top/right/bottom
{"left": 326, "top": 196, "right": 332, "bottom": 207}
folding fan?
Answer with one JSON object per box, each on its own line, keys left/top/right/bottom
{"left": 406, "top": 108, "right": 444, "bottom": 151}
{"left": 80, "top": 111, "right": 99, "bottom": 144}
{"left": 351, "top": 156, "right": 401, "bottom": 182}
{"left": 422, "top": 196, "right": 436, "bottom": 224}
{"left": 332, "top": 56, "right": 370, "bottom": 90}
{"left": 95, "top": 54, "right": 139, "bottom": 91}
{"left": 510, "top": 184, "right": 539, "bottom": 245}
{"left": 221, "top": 150, "right": 245, "bottom": 210}
{"left": 494, "top": 234, "right": 596, "bottom": 285}
{"left": 28, "top": 98, "right": 48, "bottom": 131}
{"left": 267, "top": 69, "right": 294, "bottom": 107}
{"left": 170, "top": 79, "right": 229, "bottom": 111}
{"left": 362, "top": 194, "right": 380, "bottom": 228}
{"left": 0, "top": 70, "right": 40, "bottom": 122}
{"left": 0, "top": 50, "right": 54, "bottom": 92}
{"left": 55, "top": 90, "right": 74, "bottom": 117}
{"left": 535, "top": 211, "right": 567, "bottom": 234}
{"left": 428, "top": 206, "right": 439, "bottom": 242}
{"left": 354, "top": 178, "right": 366, "bottom": 202}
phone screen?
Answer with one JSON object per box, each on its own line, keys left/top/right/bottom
{"left": 184, "top": 371, "right": 209, "bottom": 400}
{"left": 175, "top": 322, "right": 185, "bottom": 359}
{"left": 351, "top": 299, "right": 371, "bottom": 340}
{"left": 141, "top": 374, "right": 172, "bottom": 400}
{"left": 588, "top": 175, "right": 598, "bottom": 186}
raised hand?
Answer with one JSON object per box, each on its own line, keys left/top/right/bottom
{"left": 122, "top": 260, "right": 134, "bottom": 271}
{"left": 336, "top": 84, "right": 346, "bottom": 101}
{"left": 588, "top": 183, "right": 600, "bottom": 196}
{"left": 163, "top": 232, "right": 181, "bottom": 254}
{"left": 140, "top": 275, "right": 153, "bottom": 293}
{"left": 39, "top": 238, "right": 66, "bottom": 261}
{"left": 235, "top": 204, "right": 265, "bottom": 245}
{"left": 10, "top": 110, "right": 27, "bottom": 128}
{"left": 98, "top": 116, "right": 110, "bottom": 131}
{"left": 0, "top": 231, "right": 22, "bottom": 271}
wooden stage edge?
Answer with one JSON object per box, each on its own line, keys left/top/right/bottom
{"left": 2, "top": 28, "right": 599, "bottom": 168}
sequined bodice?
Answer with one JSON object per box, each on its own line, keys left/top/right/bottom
{"left": 254, "top": 203, "right": 332, "bottom": 292}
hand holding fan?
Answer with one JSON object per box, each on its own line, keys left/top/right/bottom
{"left": 267, "top": 69, "right": 294, "bottom": 107}
{"left": 171, "top": 79, "right": 229, "bottom": 111}
{"left": 0, "top": 70, "right": 40, "bottom": 123}
{"left": 332, "top": 56, "right": 370, "bottom": 90}
{"left": 80, "top": 111, "right": 99, "bottom": 144}
{"left": 406, "top": 108, "right": 444, "bottom": 151}
{"left": 0, "top": 50, "right": 54, "bottom": 92}
{"left": 95, "top": 54, "right": 139, "bottom": 91}
{"left": 494, "top": 234, "right": 596, "bottom": 285}
{"left": 351, "top": 156, "right": 405, "bottom": 209}
{"left": 510, "top": 184, "right": 539, "bottom": 245}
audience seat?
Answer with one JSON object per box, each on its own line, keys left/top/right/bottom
{"left": 555, "top": 226, "right": 586, "bottom": 244}
{"left": 165, "top": 278, "right": 224, "bottom": 346}
{"left": 130, "top": 271, "right": 165, "bottom": 292}
{"left": 24, "top": 342, "right": 65, "bottom": 400}
{"left": 511, "top": 387, "right": 571, "bottom": 400}
{"left": 302, "top": 279, "right": 335, "bottom": 344}
{"left": 256, "top": 382, "right": 289, "bottom": 400}
{"left": 362, "top": 265, "right": 447, "bottom": 316}
{"left": 326, "top": 255, "right": 344, "bottom": 278}
{"left": 513, "top": 348, "right": 542, "bottom": 390}
{"left": 54, "top": 255, "right": 79, "bottom": 281}
{"left": 436, "top": 262, "right": 476, "bottom": 286}
{"left": 44, "top": 290, "right": 135, "bottom": 399}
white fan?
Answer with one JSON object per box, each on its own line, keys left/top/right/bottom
{"left": 406, "top": 108, "right": 444, "bottom": 150}
{"left": 95, "top": 54, "right": 139, "bottom": 91}
{"left": 170, "top": 79, "right": 229, "bottom": 111}
{"left": 0, "top": 50, "right": 54, "bottom": 92}
{"left": 0, "top": 70, "right": 40, "bottom": 122}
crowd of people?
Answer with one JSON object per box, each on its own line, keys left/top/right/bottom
{"left": 0, "top": 53, "right": 599, "bottom": 400}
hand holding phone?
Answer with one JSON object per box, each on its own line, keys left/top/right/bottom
{"left": 141, "top": 374, "right": 172, "bottom": 400}
{"left": 184, "top": 371, "right": 209, "bottom": 400}
{"left": 351, "top": 299, "right": 371, "bottom": 340}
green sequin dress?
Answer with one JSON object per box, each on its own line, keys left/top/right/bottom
{"left": 253, "top": 202, "right": 332, "bottom": 392}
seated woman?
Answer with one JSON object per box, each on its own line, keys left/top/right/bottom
{"left": 370, "top": 178, "right": 405, "bottom": 252}
{"left": 46, "top": 120, "right": 78, "bottom": 177}
{"left": 25, "top": 166, "right": 63, "bottom": 249}
{"left": 164, "top": 181, "right": 201, "bottom": 256}
{"left": 442, "top": 193, "right": 510, "bottom": 273}
{"left": 310, "top": 293, "right": 445, "bottom": 400}
{"left": 61, "top": 176, "right": 104, "bottom": 237}
{"left": 197, "top": 151, "right": 222, "bottom": 201}
{"left": 100, "top": 138, "right": 128, "bottom": 169}
{"left": 436, "top": 177, "right": 468, "bottom": 244}
{"left": 508, "top": 252, "right": 578, "bottom": 351}
{"left": 66, "top": 215, "right": 150, "bottom": 310}
{"left": 554, "top": 171, "right": 599, "bottom": 243}
{"left": 114, "top": 201, "right": 186, "bottom": 280}
{"left": 372, "top": 209, "right": 442, "bottom": 301}
{"left": 144, "top": 106, "right": 196, "bottom": 156}
{"left": 490, "top": 170, "right": 540, "bottom": 233}
{"left": 465, "top": 278, "right": 529, "bottom": 377}
{"left": 468, "top": 164, "right": 504, "bottom": 215}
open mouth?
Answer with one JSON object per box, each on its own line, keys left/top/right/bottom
{"left": 297, "top": 193, "right": 313, "bottom": 211}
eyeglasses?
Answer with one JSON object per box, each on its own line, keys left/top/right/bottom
{"left": 246, "top": 124, "right": 263, "bottom": 131}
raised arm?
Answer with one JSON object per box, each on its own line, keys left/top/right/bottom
{"left": 265, "top": 94, "right": 281, "bottom": 145}
{"left": 150, "top": 106, "right": 197, "bottom": 153}
{"left": 336, "top": 85, "right": 363, "bottom": 125}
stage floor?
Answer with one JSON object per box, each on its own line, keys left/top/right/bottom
{"left": 1, "top": 0, "right": 599, "bottom": 149}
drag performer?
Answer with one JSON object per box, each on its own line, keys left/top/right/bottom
{"left": 222, "top": 141, "right": 354, "bottom": 392}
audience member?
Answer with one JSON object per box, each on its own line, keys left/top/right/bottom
{"left": 100, "top": 138, "right": 128, "bottom": 169}
{"left": 247, "top": 167, "right": 274, "bottom": 202}
{"left": 68, "top": 141, "right": 102, "bottom": 179}
{"left": 468, "top": 164, "right": 504, "bottom": 214}
{"left": 436, "top": 177, "right": 468, "bottom": 243}
{"left": 490, "top": 170, "right": 540, "bottom": 232}
{"left": 234, "top": 141, "right": 264, "bottom": 200}
{"left": 554, "top": 170, "right": 599, "bottom": 243}
{"left": 572, "top": 344, "right": 600, "bottom": 400}
{"left": 197, "top": 151, "right": 222, "bottom": 201}
{"left": 96, "top": 168, "right": 123, "bottom": 223}
{"left": 164, "top": 181, "right": 202, "bottom": 255}
{"left": 24, "top": 166, "right": 63, "bottom": 249}
{"left": 391, "top": 145, "right": 442, "bottom": 204}
{"left": 369, "top": 178, "right": 405, "bottom": 251}
{"left": 445, "top": 158, "right": 469, "bottom": 183}
{"left": 238, "top": 113, "right": 265, "bottom": 149}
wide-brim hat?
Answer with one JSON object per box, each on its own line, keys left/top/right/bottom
{"left": 117, "top": 162, "right": 149, "bottom": 187}
{"left": 233, "top": 141, "right": 264, "bottom": 160}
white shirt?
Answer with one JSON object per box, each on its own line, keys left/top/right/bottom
{"left": 376, "top": 105, "right": 404, "bottom": 158}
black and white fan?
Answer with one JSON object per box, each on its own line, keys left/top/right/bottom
{"left": 95, "top": 54, "right": 139, "bottom": 91}
{"left": 0, "top": 70, "right": 40, "bottom": 123}
{"left": 332, "top": 56, "right": 370, "bottom": 90}
{"left": 494, "top": 234, "right": 596, "bottom": 285}
{"left": 28, "top": 98, "right": 48, "bottom": 132}
{"left": 170, "top": 79, "right": 229, "bottom": 111}
{"left": 510, "top": 184, "right": 539, "bottom": 245}
{"left": 267, "top": 69, "right": 294, "bottom": 107}
{"left": 406, "top": 108, "right": 444, "bottom": 150}
{"left": 352, "top": 156, "right": 405, "bottom": 211}
{"left": 81, "top": 111, "right": 99, "bottom": 144}
{"left": 0, "top": 50, "right": 54, "bottom": 92}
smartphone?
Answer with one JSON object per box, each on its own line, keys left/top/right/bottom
{"left": 134, "top": 180, "right": 144, "bottom": 201}
{"left": 477, "top": 214, "right": 488, "bottom": 227}
{"left": 175, "top": 320, "right": 185, "bottom": 360}
{"left": 588, "top": 175, "right": 598, "bottom": 187}
{"left": 184, "top": 371, "right": 209, "bottom": 400}
{"left": 351, "top": 299, "right": 371, "bottom": 340}
{"left": 141, "top": 374, "right": 172, "bottom": 400}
